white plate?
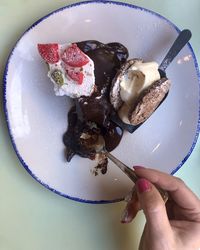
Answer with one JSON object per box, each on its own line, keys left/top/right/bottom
{"left": 4, "top": 1, "right": 200, "bottom": 203}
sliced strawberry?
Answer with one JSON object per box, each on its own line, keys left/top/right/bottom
{"left": 67, "top": 69, "right": 84, "bottom": 85}
{"left": 62, "top": 44, "right": 89, "bottom": 67}
{"left": 38, "top": 43, "right": 59, "bottom": 64}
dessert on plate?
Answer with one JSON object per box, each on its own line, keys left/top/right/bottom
{"left": 38, "top": 40, "right": 171, "bottom": 174}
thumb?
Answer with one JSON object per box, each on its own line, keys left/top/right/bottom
{"left": 136, "top": 178, "right": 171, "bottom": 237}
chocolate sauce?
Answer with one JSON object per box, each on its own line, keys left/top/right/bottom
{"left": 103, "top": 122, "right": 123, "bottom": 152}
{"left": 77, "top": 41, "right": 128, "bottom": 126}
{"left": 93, "top": 157, "right": 108, "bottom": 176}
{"left": 63, "top": 41, "right": 128, "bottom": 169}
{"left": 63, "top": 106, "right": 97, "bottom": 161}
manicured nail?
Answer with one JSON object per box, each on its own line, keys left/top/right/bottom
{"left": 121, "top": 208, "right": 133, "bottom": 224}
{"left": 133, "top": 166, "right": 145, "bottom": 170}
{"left": 124, "top": 186, "right": 136, "bottom": 202}
{"left": 124, "top": 192, "right": 132, "bottom": 202}
{"left": 136, "top": 178, "right": 151, "bottom": 193}
{"left": 121, "top": 209, "right": 129, "bottom": 223}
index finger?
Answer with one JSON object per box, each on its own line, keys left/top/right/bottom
{"left": 134, "top": 167, "right": 200, "bottom": 212}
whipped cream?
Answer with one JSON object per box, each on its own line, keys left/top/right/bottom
{"left": 118, "top": 61, "right": 160, "bottom": 124}
{"left": 47, "top": 43, "right": 95, "bottom": 98}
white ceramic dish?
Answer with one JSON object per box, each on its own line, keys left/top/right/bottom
{"left": 4, "top": 1, "right": 200, "bottom": 203}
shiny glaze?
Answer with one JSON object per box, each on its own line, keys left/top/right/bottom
{"left": 77, "top": 40, "right": 128, "bottom": 126}
{"left": 63, "top": 41, "right": 128, "bottom": 164}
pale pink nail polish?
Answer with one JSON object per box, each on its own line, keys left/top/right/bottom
{"left": 136, "top": 178, "right": 151, "bottom": 193}
{"left": 121, "top": 209, "right": 129, "bottom": 224}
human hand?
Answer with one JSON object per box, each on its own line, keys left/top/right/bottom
{"left": 121, "top": 167, "right": 200, "bottom": 250}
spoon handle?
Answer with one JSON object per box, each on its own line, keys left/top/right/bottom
{"left": 159, "top": 29, "right": 192, "bottom": 72}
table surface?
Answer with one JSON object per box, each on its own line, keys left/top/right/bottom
{"left": 0, "top": 0, "right": 200, "bottom": 249}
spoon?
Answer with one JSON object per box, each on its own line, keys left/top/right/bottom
{"left": 111, "top": 29, "right": 192, "bottom": 133}
{"left": 158, "top": 29, "right": 192, "bottom": 77}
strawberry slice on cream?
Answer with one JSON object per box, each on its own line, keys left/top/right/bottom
{"left": 38, "top": 43, "right": 95, "bottom": 98}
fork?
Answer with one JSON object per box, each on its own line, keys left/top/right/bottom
{"left": 105, "top": 150, "right": 168, "bottom": 202}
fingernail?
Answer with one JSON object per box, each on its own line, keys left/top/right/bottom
{"left": 121, "top": 209, "right": 131, "bottom": 224}
{"left": 124, "top": 186, "right": 136, "bottom": 202}
{"left": 121, "top": 209, "right": 128, "bottom": 223}
{"left": 124, "top": 192, "right": 132, "bottom": 202}
{"left": 133, "top": 166, "right": 145, "bottom": 170}
{"left": 136, "top": 178, "right": 151, "bottom": 193}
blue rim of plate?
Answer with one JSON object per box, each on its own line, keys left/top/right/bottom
{"left": 3, "top": 0, "right": 200, "bottom": 204}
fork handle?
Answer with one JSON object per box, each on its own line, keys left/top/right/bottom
{"left": 106, "top": 152, "right": 138, "bottom": 182}
{"left": 106, "top": 152, "right": 168, "bottom": 202}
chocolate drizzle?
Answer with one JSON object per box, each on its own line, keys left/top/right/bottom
{"left": 77, "top": 41, "right": 128, "bottom": 126}
{"left": 63, "top": 41, "right": 128, "bottom": 172}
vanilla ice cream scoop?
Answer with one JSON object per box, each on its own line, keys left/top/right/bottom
{"left": 119, "top": 60, "right": 160, "bottom": 123}
{"left": 120, "top": 61, "right": 160, "bottom": 104}
{"left": 110, "top": 59, "right": 170, "bottom": 125}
